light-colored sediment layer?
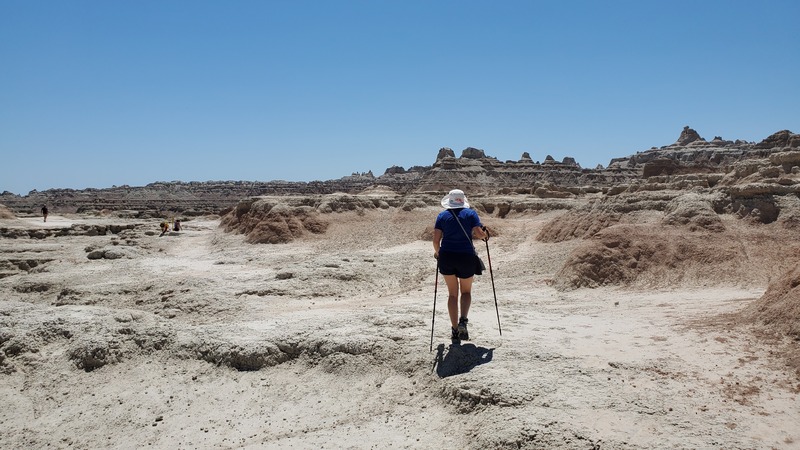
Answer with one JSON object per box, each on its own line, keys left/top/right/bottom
{"left": 1, "top": 211, "right": 798, "bottom": 449}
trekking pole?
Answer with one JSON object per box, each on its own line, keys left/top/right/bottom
{"left": 430, "top": 261, "right": 439, "bottom": 352}
{"left": 483, "top": 228, "right": 502, "bottom": 336}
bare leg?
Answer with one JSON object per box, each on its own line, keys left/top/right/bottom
{"left": 443, "top": 274, "right": 460, "bottom": 329}
{"left": 459, "top": 276, "right": 474, "bottom": 320}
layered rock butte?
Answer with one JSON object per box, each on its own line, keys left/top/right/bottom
{"left": 3, "top": 127, "right": 797, "bottom": 218}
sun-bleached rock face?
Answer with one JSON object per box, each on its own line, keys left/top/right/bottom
{"left": 1, "top": 128, "right": 796, "bottom": 219}
{"left": 712, "top": 150, "right": 800, "bottom": 224}
{"left": 609, "top": 128, "right": 799, "bottom": 174}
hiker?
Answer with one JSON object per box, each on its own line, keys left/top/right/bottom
{"left": 173, "top": 219, "right": 181, "bottom": 231}
{"left": 160, "top": 220, "right": 169, "bottom": 236}
{"left": 41, "top": 205, "right": 48, "bottom": 222}
{"left": 433, "top": 189, "right": 487, "bottom": 341}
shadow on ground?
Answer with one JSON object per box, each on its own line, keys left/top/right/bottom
{"left": 433, "top": 342, "right": 494, "bottom": 378}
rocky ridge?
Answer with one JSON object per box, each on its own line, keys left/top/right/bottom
{"left": 1, "top": 127, "right": 797, "bottom": 218}
{"left": 610, "top": 127, "right": 799, "bottom": 177}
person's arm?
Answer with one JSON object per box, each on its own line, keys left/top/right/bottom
{"left": 433, "top": 228, "right": 442, "bottom": 259}
{"left": 469, "top": 210, "right": 488, "bottom": 240}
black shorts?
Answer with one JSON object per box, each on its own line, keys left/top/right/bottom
{"left": 438, "top": 250, "right": 478, "bottom": 279}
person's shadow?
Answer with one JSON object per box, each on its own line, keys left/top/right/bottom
{"left": 432, "top": 341, "right": 494, "bottom": 378}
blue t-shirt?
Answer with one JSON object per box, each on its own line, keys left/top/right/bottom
{"left": 435, "top": 208, "right": 483, "bottom": 254}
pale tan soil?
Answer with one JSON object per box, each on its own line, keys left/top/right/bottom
{"left": 1, "top": 210, "right": 799, "bottom": 449}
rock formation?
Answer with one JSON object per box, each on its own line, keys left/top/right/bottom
{"left": 1, "top": 128, "right": 796, "bottom": 220}
{"left": 460, "top": 147, "right": 487, "bottom": 159}
{"left": 0, "top": 204, "right": 14, "bottom": 220}
{"left": 220, "top": 197, "right": 330, "bottom": 244}
{"left": 755, "top": 129, "right": 800, "bottom": 149}
{"left": 436, "top": 147, "right": 455, "bottom": 159}
{"left": 675, "top": 126, "right": 704, "bottom": 146}
{"left": 609, "top": 129, "right": 800, "bottom": 174}
{"left": 740, "top": 265, "right": 800, "bottom": 339}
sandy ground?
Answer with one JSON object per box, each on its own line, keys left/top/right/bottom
{"left": 1, "top": 210, "right": 799, "bottom": 449}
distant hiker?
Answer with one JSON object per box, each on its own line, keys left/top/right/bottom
{"left": 160, "top": 221, "right": 169, "bottom": 236}
{"left": 173, "top": 219, "right": 181, "bottom": 231}
{"left": 433, "top": 189, "right": 488, "bottom": 341}
{"left": 41, "top": 205, "right": 48, "bottom": 222}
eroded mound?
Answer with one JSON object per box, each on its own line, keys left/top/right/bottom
{"left": 553, "top": 223, "right": 800, "bottom": 290}
{"left": 661, "top": 193, "right": 725, "bottom": 231}
{"left": 537, "top": 208, "right": 621, "bottom": 243}
{"left": 554, "top": 225, "right": 729, "bottom": 290}
{"left": 537, "top": 192, "right": 725, "bottom": 243}
{"left": 220, "top": 197, "right": 329, "bottom": 244}
{"left": 740, "top": 266, "right": 800, "bottom": 339}
{"left": 0, "top": 204, "right": 14, "bottom": 219}
{"left": 219, "top": 194, "right": 442, "bottom": 244}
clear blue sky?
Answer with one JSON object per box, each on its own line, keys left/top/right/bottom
{"left": 1, "top": 0, "right": 798, "bottom": 195}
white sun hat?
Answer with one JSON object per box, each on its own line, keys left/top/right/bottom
{"left": 441, "top": 189, "right": 470, "bottom": 209}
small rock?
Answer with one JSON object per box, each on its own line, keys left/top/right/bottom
{"left": 87, "top": 250, "right": 105, "bottom": 260}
